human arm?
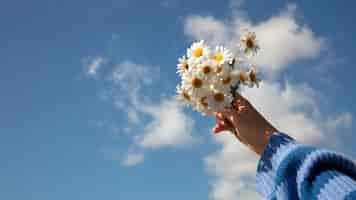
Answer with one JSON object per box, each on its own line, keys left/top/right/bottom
{"left": 212, "top": 93, "right": 356, "bottom": 199}
{"left": 212, "top": 93, "right": 276, "bottom": 155}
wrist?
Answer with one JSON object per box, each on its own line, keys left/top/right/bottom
{"left": 239, "top": 125, "right": 275, "bottom": 155}
{"left": 234, "top": 108, "right": 277, "bottom": 155}
{"left": 253, "top": 125, "right": 275, "bottom": 155}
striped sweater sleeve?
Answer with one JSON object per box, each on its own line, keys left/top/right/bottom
{"left": 256, "top": 132, "right": 356, "bottom": 200}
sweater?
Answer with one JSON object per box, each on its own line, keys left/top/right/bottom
{"left": 256, "top": 132, "right": 356, "bottom": 200}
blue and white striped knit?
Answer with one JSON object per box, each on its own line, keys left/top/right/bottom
{"left": 256, "top": 132, "right": 356, "bottom": 200}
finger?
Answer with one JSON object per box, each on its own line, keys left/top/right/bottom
{"left": 212, "top": 124, "right": 223, "bottom": 133}
{"left": 232, "top": 97, "right": 241, "bottom": 107}
{"left": 217, "top": 119, "right": 226, "bottom": 126}
{"left": 212, "top": 123, "right": 232, "bottom": 134}
{"left": 215, "top": 114, "right": 225, "bottom": 127}
{"left": 217, "top": 117, "right": 233, "bottom": 129}
{"left": 227, "top": 102, "right": 247, "bottom": 115}
{"left": 215, "top": 112, "right": 224, "bottom": 120}
{"left": 223, "top": 108, "right": 235, "bottom": 118}
{"left": 213, "top": 117, "right": 233, "bottom": 133}
{"left": 212, "top": 125, "right": 224, "bottom": 133}
{"left": 233, "top": 99, "right": 246, "bottom": 111}
{"left": 223, "top": 108, "right": 242, "bottom": 126}
{"left": 238, "top": 105, "right": 247, "bottom": 113}
{"left": 217, "top": 112, "right": 234, "bottom": 127}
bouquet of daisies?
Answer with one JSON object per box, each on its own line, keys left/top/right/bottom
{"left": 176, "top": 30, "right": 261, "bottom": 115}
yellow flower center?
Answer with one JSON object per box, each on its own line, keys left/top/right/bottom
{"left": 202, "top": 65, "right": 211, "bottom": 74}
{"left": 193, "top": 48, "right": 203, "bottom": 57}
{"left": 214, "top": 93, "right": 225, "bottom": 102}
{"left": 214, "top": 53, "right": 224, "bottom": 62}
{"left": 246, "top": 38, "right": 254, "bottom": 49}
{"left": 249, "top": 71, "right": 256, "bottom": 82}
{"left": 192, "top": 78, "right": 203, "bottom": 88}
{"left": 239, "top": 72, "right": 247, "bottom": 82}
{"left": 222, "top": 76, "right": 231, "bottom": 85}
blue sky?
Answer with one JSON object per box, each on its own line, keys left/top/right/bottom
{"left": 1, "top": 0, "right": 356, "bottom": 199}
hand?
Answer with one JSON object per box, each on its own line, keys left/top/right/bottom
{"left": 212, "top": 93, "right": 277, "bottom": 155}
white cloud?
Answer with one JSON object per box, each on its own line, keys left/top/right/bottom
{"left": 102, "top": 61, "right": 195, "bottom": 166}
{"left": 110, "top": 61, "right": 156, "bottom": 109}
{"left": 242, "top": 82, "right": 322, "bottom": 143}
{"left": 184, "top": 3, "right": 351, "bottom": 200}
{"left": 324, "top": 112, "right": 352, "bottom": 131}
{"left": 248, "top": 5, "right": 325, "bottom": 75}
{"left": 111, "top": 61, "right": 155, "bottom": 88}
{"left": 205, "top": 133, "right": 259, "bottom": 200}
{"left": 121, "top": 151, "right": 144, "bottom": 167}
{"left": 84, "top": 56, "right": 105, "bottom": 77}
{"left": 138, "top": 99, "right": 195, "bottom": 149}
{"left": 184, "top": 4, "right": 325, "bottom": 76}
{"left": 320, "top": 112, "right": 353, "bottom": 150}
{"left": 110, "top": 61, "right": 157, "bottom": 125}
{"left": 184, "top": 16, "right": 230, "bottom": 45}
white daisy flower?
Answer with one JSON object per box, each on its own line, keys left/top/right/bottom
{"left": 196, "top": 59, "right": 218, "bottom": 81}
{"left": 247, "top": 68, "right": 261, "bottom": 88}
{"left": 213, "top": 46, "right": 233, "bottom": 65}
{"left": 207, "top": 92, "right": 233, "bottom": 112}
{"left": 211, "top": 82, "right": 230, "bottom": 95}
{"left": 187, "top": 40, "right": 211, "bottom": 63}
{"left": 176, "top": 85, "right": 192, "bottom": 106}
{"left": 175, "top": 39, "right": 263, "bottom": 115}
{"left": 214, "top": 63, "right": 232, "bottom": 78}
{"left": 235, "top": 69, "right": 249, "bottom": 85}
{"left": 211, "top": 73, "right": 238, "bottom": 95}
{"left": 182, "top": 72, "right": 209, "bottom": 99}
{"left": 176, "top": 56, "right": 189, "bottom": 76}
{"left": 240, "top": 31, "right": 259, "bottom": 57}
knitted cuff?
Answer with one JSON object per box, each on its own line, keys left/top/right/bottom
{"left": 256, "top": 132, "right": 297, "bottom": 198}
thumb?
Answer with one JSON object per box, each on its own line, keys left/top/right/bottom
{"left": 212, "top": 124, "right": 228, "bottom": 134}
{"left": 212, "top": 117, "right": 233, "bottom": 134}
